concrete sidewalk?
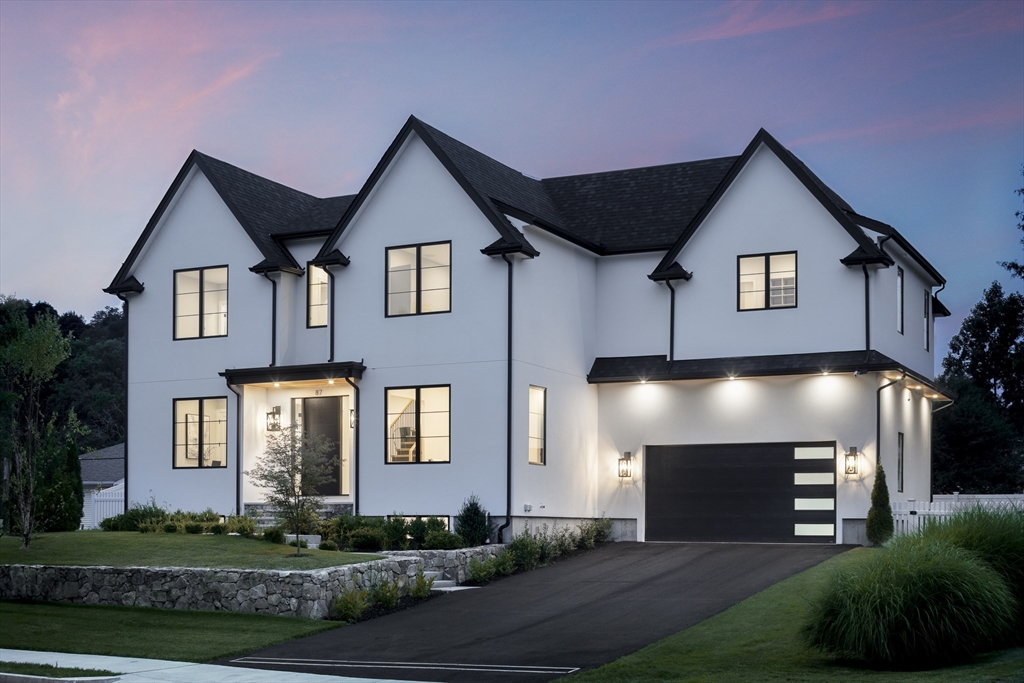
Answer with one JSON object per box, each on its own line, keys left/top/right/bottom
{"left": 0, "top": 649, "right": 428, "bottom": 683}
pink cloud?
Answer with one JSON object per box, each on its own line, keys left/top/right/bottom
{"left": 649, "top": 0, "right": 872, "bottom": 47}
{"left": 900, "top": 1, "right": 1024, "bottom": 39}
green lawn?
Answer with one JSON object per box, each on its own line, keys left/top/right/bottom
{"left": 0, "top": 600, "right": 341, "bottom": 662}
{"left": 0, "top": 661, "right": 120, "bottom": 677}
{"left": 0, "top": 531, "right": 381, "bottom": 570}
{"left": 568, "top": 548, "right": 1024, "bottom": 683}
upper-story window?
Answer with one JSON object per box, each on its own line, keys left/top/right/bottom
{"left": 896, "top": 267, "right": 904, "bottom": 334}
{"left": 386, "top": 242, "right": 451, "bottom": 317}
{"left": 174, "top": 266, "right": 227, "bottom": 339}
{"left": 923, "top": 290, "right": 930, "bottom": 351}
{"left": 738, "top": 252, "right": 796, "bottom": 311}
{"left": 308, "top": 264, "right": 328, "bottom": 328}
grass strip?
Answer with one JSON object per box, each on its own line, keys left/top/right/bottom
{"left": 0, "top": 600, "right": 341, "bottom": 663}
{"left": 0, "top": 531, "right": 380, "bottom": 570}
{"left": 0, "top": 661, "right": 120, "bottom": 677}
{"left": 568, "top": 548, "right": 1024, "bottom": 683}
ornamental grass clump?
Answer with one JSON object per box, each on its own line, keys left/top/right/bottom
{"left": 333, "top": 585, "right": 370, "bottom": 623}
{"left": 803, "top": 536, "right": 1016, "bottom": 667}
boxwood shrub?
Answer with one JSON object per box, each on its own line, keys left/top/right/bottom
{"left": 804, "top": 536, "right": 1016, "bottom": 667}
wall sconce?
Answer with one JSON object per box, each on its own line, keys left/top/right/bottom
{"left": 618, "top": 451, "right": 633, "bottom": 478}
{"left": 349, "top": 409, "right": 355, "bottom": 429}
{"left": 845, "top": 446, "right": 859, "bottom": 475}
{"left": 266, "top": 406, "right": 281, "bottom": 431}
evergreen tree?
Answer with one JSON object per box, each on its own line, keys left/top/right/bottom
{"left": 866, "top": 464, "right": 894, "bottom": 546}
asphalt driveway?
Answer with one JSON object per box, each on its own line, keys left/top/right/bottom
{"left": 225, "top": 542, "right": 849, "bottom": 683}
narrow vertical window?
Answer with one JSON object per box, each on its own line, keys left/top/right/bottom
{"left": 528, "top": 386, "right": 546, "bottom": 465}
{"left": 174, "top": 397, "right": 227, "bottom": 468}
{"left": 386, "top": 386, "right": 450, "bottom": 463}
{"left": 174, "top": 266, "right": 228, "bottom": 339}
{"left": 897, "top": 431, "right": 904, "bottom": 493}
{"left": 896, "top": 267, "right": 904, "bottom": 334}
{"left": 923, "top": 290, "right": 930, "bottom": 351}
{"left": 307, "top": 264, "right": 329, "bottom": 328}
{"left": 738, "top": 252, "right": 796, "bottom": 310}
{"left": 386, "top": 242, "right": 451, "bottom": 316}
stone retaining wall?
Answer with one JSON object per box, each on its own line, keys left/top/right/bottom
{"left": 0, "top": 545, "right": 503, "bottom": 620}
{"left": 382, "top": 545, "right": 505, "bottom": 584}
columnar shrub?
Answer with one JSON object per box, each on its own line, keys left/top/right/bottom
{"left": 866, "top": 464, "right": 894, "bottom": 545}
{"left": 382, "top": 515, "right": 409, "bottom": 550}
{"left": 408, "top": 517, "right": 428, "bottom": 549}
{"left": 455, "top": 494, "right": 490, "bottom": 546}
{"left": 804, "top": 537, "right": 1016, "bottom": 667}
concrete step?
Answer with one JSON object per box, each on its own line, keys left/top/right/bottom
{"left": 432, "top": 585, "right": 479, "bottom": 592}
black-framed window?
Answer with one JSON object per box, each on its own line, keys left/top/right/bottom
{"left": 738, "top": 252, "right": 796, "bottom": 311}
{"left": 896, "top": 267, "right": 904, "bottom": 334}
{"left": 386, "top": 242, "right": 451, "bottom": 316}
{"left": 307, "top": 263, "right": 328, "bottom": 328}
{"left": 173, "top": 397, "right": 227, "bottom": 468}
{"left": 897, "top": 431, "right": 904, "bottom": 493}
{"left": 385, "top": 385, "right": 450, "bottom": 463}
{"left": 529, "top": 386, "right": 546, "bottom": 465}
{"left": 923, "top": 290, "right": 930, "bottom": 351}
{"left": 174, "top": 266, "right": 228, "bottom": 339}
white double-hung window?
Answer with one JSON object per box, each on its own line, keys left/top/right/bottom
{"left": 738, "top": 252, "right": 796, "bottom": 311}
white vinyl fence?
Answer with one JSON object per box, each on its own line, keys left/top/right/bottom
{"left": 892, "top": 493, "right": 1024, "bottom": 536}
{"left": 84, "top": 481, "right": 125, "bottom": 529}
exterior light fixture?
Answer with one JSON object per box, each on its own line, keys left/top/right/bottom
{"left": 349, "top": 409, "right": 355, "bottom": 428}
{"left": 328, "top": 379, "right": 335, "bottom": 385}
{"left": 640, "top": 379, "right": 647, "bottom": 384}
{"left": 273, "top": 382, "right": 280, "bottom": 387}
{"left": 844, "top": 446, "right": 859, "bottom": 475}
{"left": 822, "top": 370, "right": 830, "bottom": 376}
{"left": 266, "top": 406, "right": 282, "bottom": 431}
{"left": 728, "top": 375, "right": 736, "bottom": 381}
{"left": 618, "top": 451, "right": 633, "bottom": 478}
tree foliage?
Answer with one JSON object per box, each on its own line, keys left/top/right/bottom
{"left": 245, "top": 426, "right": 336, "bottom": 555}
{"left": 998, "top": 167, "right": 1023, "bottom": 279}
{"left": 866, "top": 464, "right": 894, "bottom": 545}
{"left": 935, "top": 282, "right": 1024, "bottom": 493}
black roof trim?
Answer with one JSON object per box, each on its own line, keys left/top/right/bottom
{"left": 493, "top": 199, "right": 604, "bottom": 254}
{"left": 840, "top": 245, "right": 895, "bottom": 267}
{"left": 480, "top": 237, "right": 537, "bottom": 257}
{"left": 848, "top": 212, "right": 945, "bottom": 285}
{"left": 273, "top": 228, "right": 334, "bottom": 239}
{"left": 648, "top": 262, "right": 692, "bottom": 282}
{"left": 309, "top": 249, "right": 351, "bottom": 268}
{"left": 587, "top": 350, "right": 950, "bottom": 398}
{"left": 933, "top": 296, "right": 951, "bottom": 318}
{"left": 102, "top": 275, "right": 144, "bottom": 295}
{"left": 248, "top": 260, "right": 303, "bottom": 275}
{"left": 220, "top": 361, "right": 365, "bottom": 385}
{"left": 318, "top": 116, "right": 538, "bottom": 261}
{"left": 651, "top": 129, "right": 887, "bottom": 278}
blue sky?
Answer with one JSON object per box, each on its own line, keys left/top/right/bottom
{"left": 1, "top": 0, "right": 1021, "bottom": 371}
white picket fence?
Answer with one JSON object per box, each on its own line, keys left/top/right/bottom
{"left": 86, "top": 481, "right": 125, "bottom": 529}
{"left": 892, "top": 494, "right": 1024, "bottom": 536}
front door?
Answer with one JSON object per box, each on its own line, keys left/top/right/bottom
{"left": 302, "top": 396, "right": 342, "bottom": 496}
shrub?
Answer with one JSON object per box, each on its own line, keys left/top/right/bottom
{"left": 369, "top": 573, "right": 400, "bottom": 609}
{"left": 288, "top": 538, "right": 309, "bottom": 548}
{"left": 333, "top": 585, "right": 370, "bottom": 623}
{"left": 803, "top": 537, "right": 1016, "bottom": 667}
{"left": 455, "top": 494, "right": 490, "bottom": 546}
{"left": 162, "top": 522, "right": 179, "bottom": 533}
{"left": 468, "top": 556, "right": 496, "bottom": 583}
{"left": 866, "top": 464, "right": 894, "bottom": 545}
{"left": 209, "top": 523, "right": 227, "bottom": 535}
{"left": 409, "top": 567, "right": 435, "bottom": 599}
{"left": 534, "top": 525, "right": 555, "bottom": 563}
{"left": 578, "top": 517, "right": 612, "bottom": 547}
{"left": 493, "top": 550, "right": 515, "bottom": 576}
{"left": 226, "top": 515, "right": 257, "bottom": 538}
{"left": 100, "top": 498, "right": 167, "bottom": 532}
{"left": 318, "top": 539, "right": 339, "bottom": 551}
{"left": 168, "top": 508, "right": 221, "bottom": 524}
{"left": 262, "top": 527, "right": 285, "bottom": 544}
{"left": 382, "top": 515, "right": 410, "bottom": 550}
{"left": 137, "top": 522, "right": 159, "bottom": 534}
{"left": 349, "top": 527, "right": 387, "bottom": 552}
{"left": 425, "top": 516, "right": 448, "bottom": 536}
{"left": 184, "top": 521, "right": 204, "bottom": 534}
{"left": 509, "top": 530, "right": 541, "bottom": 571}
{"left": 551, "top": 526, "right": 579, "bottom": 557}
{"left": 918, "top": 504, "right": 1024, "bottom": 638}
{"left": 408, "top": 517, "right": 428, "bottom": 549}
{"left": 423, "top": 530, "right": 464, "bottom": 550}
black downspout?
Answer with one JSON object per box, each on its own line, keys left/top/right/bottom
{"left": 344, "top": 377, "right": 360, "bottom": 515}
{"left": 226, "top": 382, "right": 242, "bottom": 516}
{"left": 261, "top": 272, "right": 277, "bottom": 367}
{"left": 876, "top": 373, "right": 905, "bottom": 467}
{"left": 327, "top": 268, "right": 336, "bottom": 363}
{"left": 116, "top": 294, "right": 130, "bottom": 513}
{"left": 666, "top": 281, "right": 676, "bottom": 362}
{"left": 861, "top": 265, "right": 871, "bottom": 352}
{"left": 495, "top": 254, "right": 514, "bottom": 543}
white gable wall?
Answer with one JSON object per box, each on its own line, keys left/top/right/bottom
{"left": 278, "top": 238, "right": 330, "bottom": 367}
{"left": 594, "top": 253, "right": 668, "bottom": 359}
{"left": 869, "top": 242, "right": 937, "bottom": 378}
{"left": 126, "top": 169, "right": 270, "bottom": 513}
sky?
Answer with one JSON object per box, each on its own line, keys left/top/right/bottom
{"left": 1, "top": 0, "right": 1021, "bottom": 373}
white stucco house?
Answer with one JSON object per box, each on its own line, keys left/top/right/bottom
{"left": 104, "top": 117, "right": 952, "bottom": 544}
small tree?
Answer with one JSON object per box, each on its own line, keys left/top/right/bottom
{"left": 866, "top": 464, "right": 894, "bottom": 545}
{"left": 455, "top": 494, "right": 490, "bottom": 546}
{"left": 35, "top": 414, "right": 86, "bottom": 532}
{"left": 245, "top": 426, "right": 335, "bottom": 556}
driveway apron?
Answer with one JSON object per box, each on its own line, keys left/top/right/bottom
{"left": 224, "top": 542, "right": 849, "bottom": 683}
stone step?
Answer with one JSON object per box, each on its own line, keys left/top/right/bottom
{"left": 422, "top": 571, "right": 443, "bottom": 580}
{"left": 432, "top": 585, "right": 479, "bottom": 592}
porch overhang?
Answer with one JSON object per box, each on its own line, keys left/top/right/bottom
{"left": 220, "top": 361, "right": 365, "bottom": 386}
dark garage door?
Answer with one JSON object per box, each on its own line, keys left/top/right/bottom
{"left": 646, "top": 442, "right": 836, "bottom": 543}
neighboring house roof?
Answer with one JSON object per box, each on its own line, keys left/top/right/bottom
{"left": 587, "top": 350, "right": 953, "bottom": 399}
{"left": 80, "top": 443, "right": 125, "bottom": 484}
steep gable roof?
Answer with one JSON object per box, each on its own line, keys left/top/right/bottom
{"left": 106, "top": 151, "right": 354, "bottom": 292}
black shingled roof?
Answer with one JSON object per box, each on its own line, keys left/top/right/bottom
{"left": 80, "top": 443, "right": 125, "bottom": 484}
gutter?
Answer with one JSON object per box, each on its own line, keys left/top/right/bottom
{"left": 876, "top": 372, "right": 905, "bottom": 467}
{"left": 666, "top": 281, "right": 676, "bottom": 362}
{"left": 226, "top": 382, "right": 242, "bottom": 516}
{"left": 327, "top": 268, "right": 336, "bottom": 362}
{"left": 115, "top": 293, "right": 130, "bottom": 514}
{"left": 345, "top": 377, "right": 360, "bottom": 515}
{"left": 495, "top": 254, "right": 514, "bottom": 543}
{"left": 261, "top": 272, "right": 277, "bottom": 367}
